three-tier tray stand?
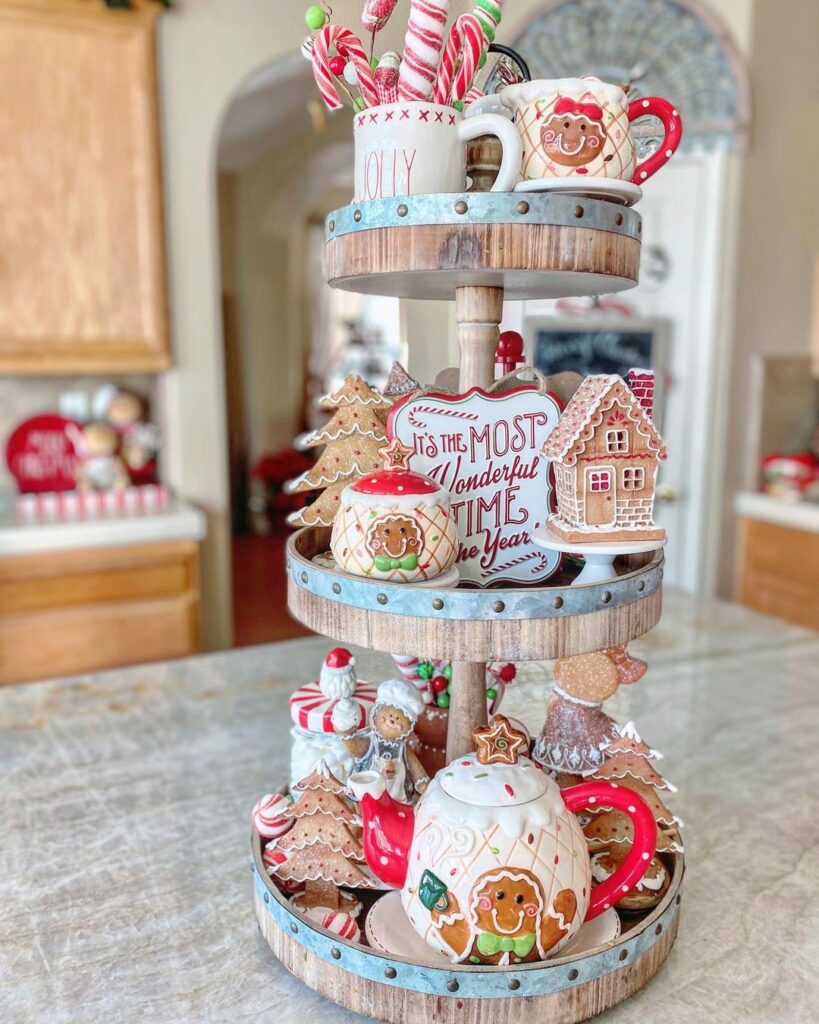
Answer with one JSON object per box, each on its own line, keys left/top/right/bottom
{"left": 253, "top": 191, "right": 683, "bottom": 1023}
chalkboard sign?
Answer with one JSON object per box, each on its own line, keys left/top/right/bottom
{"left": 524, "top": 317, "right": 669, "bottom": 425}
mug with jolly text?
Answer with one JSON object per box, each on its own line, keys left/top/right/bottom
{"left": 499, "top": 77, "right": 682, "bottom": 186}
{"left": 353, "top": 101, "right": 522, "bottom": 202}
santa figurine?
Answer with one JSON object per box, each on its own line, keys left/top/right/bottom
{"left": 288, "top": 648, "right": 377, "bottom": 789}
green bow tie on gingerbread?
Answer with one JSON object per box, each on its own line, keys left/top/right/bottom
{"left": 374, "top": 553, "right": 418, "bottom": 571}
{"left": 475, "top": 931, "right": 537, "bottom": 958}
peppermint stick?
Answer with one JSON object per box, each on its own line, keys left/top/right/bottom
{"left": 398, "top": 0, "right": 449, "bottom": 102}
{"left": 311, "top": 25, "right": 379, "bottom": 110}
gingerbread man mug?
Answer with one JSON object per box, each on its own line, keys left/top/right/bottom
{"left": 499, "top": 76, "right": 682, "bottom": 186}
{"left": 349, "top": 716, "right": 657, "bottom": 965}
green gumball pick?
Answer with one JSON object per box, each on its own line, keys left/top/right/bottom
{"left": 453, "top": 99, "right": 464, "bottom": 112}
{"left": 418, "top": 661, "right": 434, "bottom": 680}
{"left": 436, "top": 692, "right": 451, "bottom": 709}
{"left": 443, "top": 664, "right": 453, "bottom": 681}
{"left": 354, "top": 96, "right": 366, "bottom": 111}
{"left": 305, "top": 5, "right": 327, "bottom": 31}
{"left": 486, "top": 686, "right": 498, "bottom": 702}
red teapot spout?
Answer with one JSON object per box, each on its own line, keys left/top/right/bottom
{"left": 348, "top": 771, "right": 415, "bottom": 888}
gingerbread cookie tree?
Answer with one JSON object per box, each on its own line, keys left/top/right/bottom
{"left": 286, "top": 375, "right": 388, "bottom": 528}
{"left": 583, "top": 722, "right": 682, "bottom": 911}
{"left": 273, "top": 762, "right": 374, "bottom": 912}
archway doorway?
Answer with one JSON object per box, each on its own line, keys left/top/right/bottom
{"left": 215, "top": 56, "right": 403, "bottom": 645}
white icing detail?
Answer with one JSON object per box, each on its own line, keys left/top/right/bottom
{"left": 642, "top": 99, "right": 650, "bottom": 107}
{"left": 642, "top": 851, "right": 649, "bottom": 860}
{"left": 491, "top": 908, "right": 525, "bottom": 935}
{"left": 500, "top": 76, "right": 628, "bottom": 110}
{"left": 640, "top": 171, "right": 648, "bottom": 179}
{"left": 666, "top": 149, "right": 673, "bottom": 158}
{"left": 380, "top": 856, "right": 389, "bottom": 866}
{"left": 627, "top": 805, "right": 636, "bottom": 813}
{"left": 621, "top": 884, "right": 629, "bottom": 892}
{"left": 672, "top": 109, "right": 679, "bottom": 116}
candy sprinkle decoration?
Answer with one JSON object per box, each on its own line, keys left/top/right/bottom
{"left": 311, "top": 24, "right": 379, "bottom": 110}
{"left": 362, "top": 0, "right": 400, "bottom": 35}
{"left": 398, "top": 0, "right": 450, "bottom": 102}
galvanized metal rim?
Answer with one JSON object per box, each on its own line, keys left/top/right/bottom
{"left": 252, "top": 830, "right": 683, "bottom": 1000}
{"left": 325, "top": 192, "right": 642, "bottom": 241}
{"left": 287, "top": 530, "right": 663, "bottom": 621}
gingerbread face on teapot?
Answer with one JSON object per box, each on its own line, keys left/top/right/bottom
{"left": 349, "top": 716, "right": 657, "bottom": 965}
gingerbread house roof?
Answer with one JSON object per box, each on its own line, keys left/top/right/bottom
{"left": 540, "top": 374, "right": 667, "bottom": 464}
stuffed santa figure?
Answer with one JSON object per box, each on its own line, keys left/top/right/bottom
{"left": 288, "top": 648, "right": 376, "bottom": 789}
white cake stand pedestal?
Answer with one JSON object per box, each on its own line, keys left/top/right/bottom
{"left": 532, "top": 526, "right": 666, "bottom": 585}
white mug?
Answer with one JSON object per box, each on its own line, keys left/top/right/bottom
{"left": 499, "top": 77, "right": 681, "bottom": 185}
{"left": 353, "top": 101, "right": 522, "bottom": 201}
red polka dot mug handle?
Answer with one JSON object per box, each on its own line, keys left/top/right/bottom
{"left": 561, "top": 781, "right": 657, "bottom": 921}
{"left": 627, "top": 97, "right": 682, "bottom": 184}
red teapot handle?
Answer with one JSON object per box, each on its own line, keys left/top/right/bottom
{"left": 627, "top": 97, "right": 682, "bottom": 184}
{"left": 562, "top": 781, "right": 657, "bottom": 920}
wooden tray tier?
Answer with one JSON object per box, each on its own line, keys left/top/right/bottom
{"left": 324, "top": 193, "right": 641, "bottom": 300}
{"left": 286, "top": 528, "right": 662, "bottom": 662}
{"left": 253, "top": 831, "right": 683, "bottom": 1024}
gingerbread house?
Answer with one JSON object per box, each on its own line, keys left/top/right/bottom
{"left": 540, "top": 372, "right": 667, "bottom": 543}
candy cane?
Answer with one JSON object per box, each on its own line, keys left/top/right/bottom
{"left": 362, "top": 0, "right": 400, "bottom": 34}
{"left": 434, "top": 14, "right": 483, "bottom": 105}
{"left": 472, "top": 0, "right": 503, "bottom": 48}
{"left": 464, "top": 86, "right": 485, "bottom": 107}
{"left": 312, "top": 25, "right": 379, "bottom": 110}
{"left": 398, "top": 0, "right": 449, "bottom": 102}
{"left": 407, "top": 404, "right": 479, "bottom": 428}
{"left": 484, "top": 550, "right": 548, "bottom": 576}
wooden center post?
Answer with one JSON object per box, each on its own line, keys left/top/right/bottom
{"left": 446, "top": 285, "right": 505, "bottom": 762}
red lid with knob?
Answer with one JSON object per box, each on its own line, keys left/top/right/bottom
{"left": 350, "top": 468, "right": 441, "bottom": 496}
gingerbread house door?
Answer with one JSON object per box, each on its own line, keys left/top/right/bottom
{"left": 584, "top": 467, "right": 616, "bottom": 527}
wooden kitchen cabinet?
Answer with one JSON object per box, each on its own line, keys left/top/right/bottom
{"left": 0, "top": 0, "right": 169, "bottom": 372}
{"left": 0, "top": 540, "right": 200, "bottom": 684}
{"left": 734, "top": 516, "right": 819, "bottom": 631}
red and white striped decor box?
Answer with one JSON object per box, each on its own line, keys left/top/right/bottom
{"left": 15, "top": 485, "right": 171, "bottom": 523}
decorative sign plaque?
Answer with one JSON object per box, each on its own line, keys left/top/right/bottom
{"left": 6, "top": 414, "right": 81, "bottom": 493}
{"left": 389, "top": 387, "right": 562, "bottom": 586}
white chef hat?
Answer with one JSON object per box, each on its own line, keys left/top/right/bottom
{"left": 375, "top": 677, "right": 426, "bottom": 724}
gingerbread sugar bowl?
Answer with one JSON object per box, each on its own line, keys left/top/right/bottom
{"left": 330, "top": 438, "right": 459, "bottom": 583}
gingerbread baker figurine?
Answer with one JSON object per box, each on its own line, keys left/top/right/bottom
{"left": 334, "top": 678, "right": 429, "bottom": 803}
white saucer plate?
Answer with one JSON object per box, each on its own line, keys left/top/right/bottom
{"left": 365, "top": 891, "right": 622, "bottom": 964}
{"left": 514, "top": 177, "right": 642, "bottom": 207}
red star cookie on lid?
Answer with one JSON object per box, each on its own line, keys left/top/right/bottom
{"left": 473, "top": 715, "right": 528, "bottom": 766}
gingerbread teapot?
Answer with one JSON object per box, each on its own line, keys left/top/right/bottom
{"left": 349, "top": 716, "right": 656, "bottom": 965}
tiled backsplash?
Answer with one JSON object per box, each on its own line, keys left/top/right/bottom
{"left": 0, "top": 376, "right": 157, "bottom": 492}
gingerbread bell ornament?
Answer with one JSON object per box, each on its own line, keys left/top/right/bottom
{"left": 331, "top": 438, "right": 459, "bottom": 583}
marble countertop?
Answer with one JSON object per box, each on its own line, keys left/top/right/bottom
{"left": 0, "top": 499, "right": 206, "bottom": 556}
{"left": 2, "top": 590, "right": 817, "bottom": 1023}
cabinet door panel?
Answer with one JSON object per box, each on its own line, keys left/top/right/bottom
{"left": 0, "top": 1, "right": 169, "bottom": 372}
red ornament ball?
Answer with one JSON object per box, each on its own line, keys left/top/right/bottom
{"left": 328, "top": 55, "right": 347, "bottom": 76}
{"left": 431, "top": 675, "right": 449, "bottom": 694}
{"left": 497, "top": 663, "right": 517, "bottom": 683}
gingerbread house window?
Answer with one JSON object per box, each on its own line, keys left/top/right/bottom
{"left": 606, "top": 429, "right": 628, "bottom": 454}
{"left": 588, "top": 470, "right": 612, "bottom": 493}
{"left": 622, "top": 468, "right": 646, "bottom": 490}
{"left": 561, "top": 466, "right": 574, "bottom": 494}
